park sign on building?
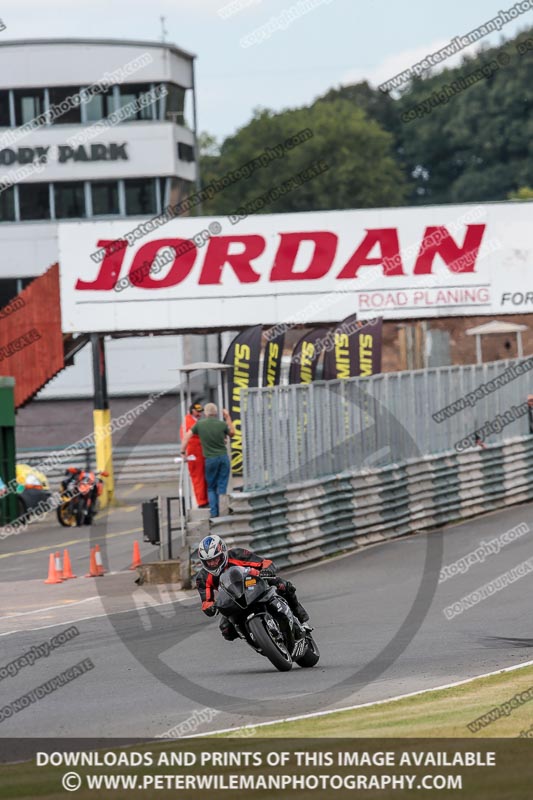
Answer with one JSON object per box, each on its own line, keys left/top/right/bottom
{"left": 58, "top": 201, "right": 533, "bottom": 333}
{"left": 0, "top": 143, "right": 128, "bottom": 166}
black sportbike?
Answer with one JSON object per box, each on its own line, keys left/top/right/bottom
{"left": 214, "top": 565, "right": 320, "bottom": 672}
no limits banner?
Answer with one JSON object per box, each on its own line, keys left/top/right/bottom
{"left": 323, "top": 316, "right": 383, "bottom": 380}
{"left": 223, "top": 325, "right": 262, "bottom": 475}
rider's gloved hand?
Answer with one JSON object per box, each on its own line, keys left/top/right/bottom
{"left": 202, "top": 600, "right": 217, "bottom": 617}
{"left": 260, "top": 559, "right": 277, "bottom": 578}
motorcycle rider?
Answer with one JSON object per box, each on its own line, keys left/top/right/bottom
{"left": 196, "top": 534, "right": 309, "bottom": 641}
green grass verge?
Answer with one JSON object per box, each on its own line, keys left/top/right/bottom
{"left": 220, "top": 662, "right": 533, "bottom": 738}
{"left": 219, "top": 666, "right": 533, "bottom": 739}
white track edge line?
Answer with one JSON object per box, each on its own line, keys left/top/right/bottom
{"left": 187, "top": 657, "right": 533, "bottom": 738}
{"left": 0, "top": 596, "right": 193, "bottom": 637}
{"left": 1, "top": 596, "right": 98, "bottom": 618}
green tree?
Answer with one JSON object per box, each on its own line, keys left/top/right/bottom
{"left": 508, "top": 186, "right": 533, "bottom": 200}
{"left": 199, "top": 99, "right": 407, "bottom": 215}
{"left": 395, "top": 29, "right": 533, "bottom": 204}
{"left": 198, "top": 131, "right": 220, "bottom": 158}
{"left": 199, "top": 26, "right": 532, "bottom": 210}
{"left": 319, "top": 80, "right": 401, "bottom": 141}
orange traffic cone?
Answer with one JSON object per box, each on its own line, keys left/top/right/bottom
{"left": 84, "top": 547, "right": 101, "bottom": 578}
{"left": 63, "top": 549, "right": 77, "bottom": 579}
{"left": 54, "top": 551, "right": 63, "bottom": 581}
{"left": 44, "top": 553, "right": 63, "bottom": 584}
{"left": 94, "top": 544, "right": 106, "bottom": 576}
{"left": 129, "top": 541, "right": 142, "bottom": 570}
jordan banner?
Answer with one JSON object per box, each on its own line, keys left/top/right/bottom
{"left": 323, "top": 316, "right": 383, "bottom": 379}
{"left": 60, "top": 202, "right": 532, "bottom": 333}
{"left": 262, "top": 330, "right": 285, "bottom": 387}
{"left": 223, "top": 325, "right": 262, "bottom": 475}
{"left": 288, "top": 328, "right": 326, "bottom": 384}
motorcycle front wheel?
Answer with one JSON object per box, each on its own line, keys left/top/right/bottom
{"left": 248, "top": 616, "right": 293, "bottom": 672}
{"left": 56, "top": 500, "right": 77, "bottom": 527}
{"left": 75, "top": 496, "right": 85, "bottom": 527}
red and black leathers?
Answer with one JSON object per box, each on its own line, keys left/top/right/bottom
{"left": 195, "top": 547, "right": 307, "bottom": 639}
{"left": 196, "top": 547, "right": 272, "bottom": 612}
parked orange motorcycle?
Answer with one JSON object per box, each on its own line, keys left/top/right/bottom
{"left": 56, "top": 467, "right": 108, "bottom": 527}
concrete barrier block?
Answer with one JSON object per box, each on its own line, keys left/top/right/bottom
{"left": 136, "top": 560, "right": 183, "bottom": 586}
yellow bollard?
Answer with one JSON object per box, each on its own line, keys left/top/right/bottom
{"left": 93, "top": 409, "right": 115, "bottom": 507}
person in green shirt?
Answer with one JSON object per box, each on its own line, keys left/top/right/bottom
{"left": 181, "top": 403, "right": 235, "bottom": 517}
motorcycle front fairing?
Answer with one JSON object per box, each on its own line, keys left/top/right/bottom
{"left": 216, "top": 568, "right": 263, "bottom": 615}
{"left": 215, "top": 566, "right": 299, "bottom": 652}
{"left": 216, "top": 566, "right": 269, "bottom": 610}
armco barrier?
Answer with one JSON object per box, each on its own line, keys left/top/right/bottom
{"left": 212, "top": 435, "right": 533, "bottom": 568}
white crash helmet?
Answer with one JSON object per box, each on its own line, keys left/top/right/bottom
{"left": 198, "top": 534, "right": 228, "bottom": 576}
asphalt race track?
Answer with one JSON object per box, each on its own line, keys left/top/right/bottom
{"left": 1, "top": 495, "right": 532, "bottom": 746}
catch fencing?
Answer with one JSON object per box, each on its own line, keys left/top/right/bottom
{"left": 241, "top": 357, "right": 533, "bottom": 491}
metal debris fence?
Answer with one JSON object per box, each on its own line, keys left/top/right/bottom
{"left": 241, "top": 357, "right": 533, "bottom": 490}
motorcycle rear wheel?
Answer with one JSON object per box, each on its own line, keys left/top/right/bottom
{"left": 84, "top": 499, "right": 99, "bottom": 525}
{"left": 248, "top": 616, "right": 293, "bottom": 672}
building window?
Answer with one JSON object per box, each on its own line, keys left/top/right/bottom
{"left": 124, "top": 178, "right": 157, "bottom": 215}
{"left": 84, "top": 89, "right": 114, "bottom": 122}
{"left": 48, "top": 87, "right": 81, "bottom": 124}
{"left": 165, "top": 84, "right": 186, "bottom": 125}
{"left": 91, "top": 181, "right": 119, "bottom": 215}
{"left": 54, "top": 182, "right": 86, "bottom": 218}
{"left": 178, "top": 142, "right": 195, "bottom": 162}
{"left": 18, "top": 182, "right": 50, "bottom": 220}
{"left": 13, "top": 89, "right": 45, "bottom": 126}
{"left": 0, "top": 278, "right": 33, "bottom": 307}
{"left": 0, "top": 279, "right": 20, "bottom": 307}
{"left": 117, "top": 83, "right": 157, "bottom": 122}
{"left": 0, "top": 186, "right": 15, "bottom": 221}
{"left": 0, "top": 90, "right": 10, "bottom": 127}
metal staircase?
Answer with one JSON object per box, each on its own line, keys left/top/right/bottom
{"left": 0, "top": 264, "right": 89, "bottom": 409}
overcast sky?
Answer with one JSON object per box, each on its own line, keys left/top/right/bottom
{"left": 1, "top": 0, "right": 531, "bottom": 140}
